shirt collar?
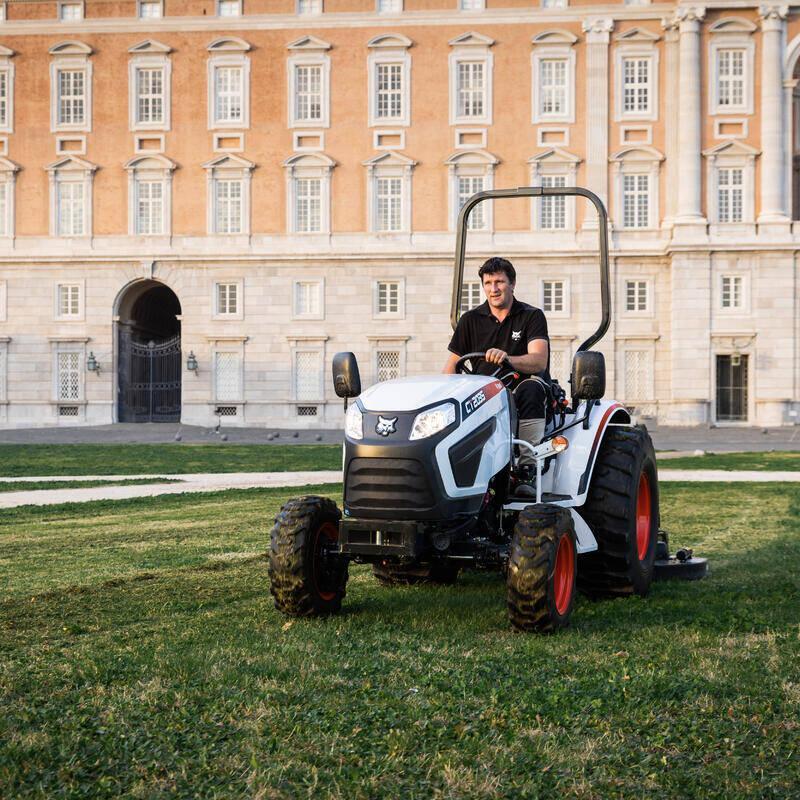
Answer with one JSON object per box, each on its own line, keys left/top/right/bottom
{"left": 476, "top": 297, "right": 524, "bottom": 317}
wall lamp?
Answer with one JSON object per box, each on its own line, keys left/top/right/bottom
{"left": 186, "top": 351, "right": 199, "bottom": 373}
{"left": 86, "top": 352, "right": 100, "bottom": 374}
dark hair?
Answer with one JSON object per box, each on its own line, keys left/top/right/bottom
{"left": 478, "top": 257, "right": 516, "bottom": 284}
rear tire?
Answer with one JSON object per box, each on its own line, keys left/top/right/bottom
{"left": 507, "top": 504, "right": 577, "bottom": 632}
{"left": 372, "top": 560, "right": 460, "bottom": 586}
{"left": 269, "top": 496, "right": 348, "bottom": 616}
{"left": 578, "top": 426, "right": 659, "bottom": 598}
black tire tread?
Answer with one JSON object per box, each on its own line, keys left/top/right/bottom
{"left": 268, "top": 495, "right": 348, "bottom": 616}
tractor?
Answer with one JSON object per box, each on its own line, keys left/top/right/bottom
{"left": 268, "top": 187, "right": 690, "bottom": 632}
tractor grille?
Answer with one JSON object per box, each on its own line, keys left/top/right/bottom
{"left": 345, "top": 458, "right": 434, "bottom": 513}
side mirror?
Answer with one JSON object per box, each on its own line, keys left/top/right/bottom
{"left": 570, "top": 351, "right": 605, "bottom": 401}
{"left": 332, "top": 352, "right": 361, "bottom": 399}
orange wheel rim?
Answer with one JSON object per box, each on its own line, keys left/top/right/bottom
{"left": 554, "top": 534, "right": 574, "bottom": 616}
{"left": 313, "top": 521, "right": 339, "bottom": 601}
{"left": 636, "top": 473, "right": 651, "bottom": 562}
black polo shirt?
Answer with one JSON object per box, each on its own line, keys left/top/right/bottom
{"left": 448, "top": 298, "right": 550, "bottom": 385}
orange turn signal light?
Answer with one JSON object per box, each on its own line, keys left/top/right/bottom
{"left": 551, "top": 436, "right": 569, "bottom": 453}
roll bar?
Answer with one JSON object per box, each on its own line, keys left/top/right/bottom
{"left": 451, "top": 186, "right": 610, "bottom": 354}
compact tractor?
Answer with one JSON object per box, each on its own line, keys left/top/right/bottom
{"left": 269, "top": 187, "right": 698, "bottom": 632}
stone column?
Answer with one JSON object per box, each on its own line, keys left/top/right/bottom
{"left": 581, "top": 18, "right": 613, "bottom": 229}
{"left": 674, "top": 6, "right": 706, "bottom": 229}
{"left": 661, "top": 18, "right": 680, "bottom": 228}
{"left": 758, "top": 4, "right": 790, "bottom": 227}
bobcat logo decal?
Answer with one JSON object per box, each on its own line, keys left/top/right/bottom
{"left": 375, "top": 416, "right": 398, "bottom": 436}
{"left": 511, "top": 330, "right": 522, "bottom": 341}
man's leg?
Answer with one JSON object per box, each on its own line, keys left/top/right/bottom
{"left": 513, "top": 378, "right": 549, "bottom": 468}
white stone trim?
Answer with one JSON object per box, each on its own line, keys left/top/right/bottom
{"left": 292, "top": 130, "right": 324, "bottom": 151}
{"left": 372, "top": 276, "right": 406, "bottom": 319}
{"left": 613, "top": 40, "right": 659, "bottom": 122}
{"left": 57, "top": 0, "right": 85, "bottom": 21}
{"left": 46, "top": 155, "right": 96, "bottom": 238}
{"left": 454, "top": 128, "right": 486, "bottom": 149}
{"left": 56, "top": 134, "right": 87, "bottom": 155}
{"left": 211, "top": 338, "right": 246, "bottom": 404}
{"left": 708, "top": 23, "right": 755, "bottom": 117}
{"left": 292, "top": 277, "right": 325, "bottom": 320}
{"left": 363, "top": 151, "right": 415, "bottom": 234}
{"left": 367, "top": 41, "right": 411, "bottom": 128}
{"left": 212, "top": 278, "right": 244, "bottom": 320}
{"left": 49, "top": 43, "right": 93, "bottom": 134}
{"left": 128, "top": 45, "right": 172, "bottom": 132}
{"left": 537, "top": 127, "right": 569, "bottom": 147}
{"left": 448, "top": 33, "right": 494, "bottom": 127}
{"left": 290, "top": 339, "right": 326, "bottom": 404}
{"left": 0, "top": 156, "right": 18, "bottom": 239}
{"left": 373, "top": 129, "right": 405, "bottom": 150}
{"left": 283, "top": 152, "right": 334, "bottom": 235}
{"left": 51, "top": 339, "right": 86, "bottom": 407}
{"left": 703, "top": 140, "right": 759, "bottom": 228}
{"left": 137, "top": 0, "right": 164, "bottom": 17}
{"left": 716, "top": 270, "right": 751, "bottom": 314}
{"left": 0, "top": 50, "right": 15, "bottom": 135}
{"left": 444, "top": 148, "right": 497, "bottom": 232}
{"left": 0, "top": 280, "right": 5, "bottom": 322}
{"left": 207, "top": 46, "right": 251, "bottom": 131}
{"left": 202, "top": 153, "right": 254, "bottom": 237}
{"left": 213, "top": 131, "right": 244, "bottom": 153}
{"left": 287, "top": 37, "right": 331, "bottom": 129}
{"left": 531, "top": 31, "right": 577, "bottom": 124}
{"left": 133, "top": 133, "right": 165, "bottom": 154}
{"left": 619, "top": 125, "right": 652, "bottom": 146}
{"left": 528, "top": 147, "right": 581, "bottom": 231}
{"left": 124, "top": 153, "right": 176, "bottom": 237}
{"left": 713, "top": 117, "right": 748, "bottom": 140}
{"left": 610, "top": 145, "right": 663, "bottom": 230}
{"left": 619, "top": 275, "right": 655, "bottom": 317}
{"left": 53, "top": 279, "right": 85, "bottom": 321}
{"left": 539, "top": 277, "right": 571, "bottom": 318}
{"left": 370, "top": 337, "right": 407, "bottom": 384}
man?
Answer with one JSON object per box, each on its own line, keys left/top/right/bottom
{"left": 443, "top": 256, "right": 550, "bottom": 480}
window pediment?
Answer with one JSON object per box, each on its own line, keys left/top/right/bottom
{"left": 528, "top": 147, "right": 582, "bottom": 166}
{"left": 0, "top": 157, "right": 19, "bottom": 173}
{"left": 702, "top": 140, "right": 760, "bottom": 159}
{"left": 49, "top": 41, "right": 92, "bottom": 56}
{"left": 610, "top": 145, "right": 664, "bottom": 163}
{"left": 368, "top": 34, "right": 413, "bottom": 50}
{"left": 124, "top": 154, "right": 177, "bottom": 171}
{"left": 128, "top": 40, "right": 172, "bottom": 55}
{"left": 449, "top": 32, "right": 494, "bottom": 49}
{"left": 0, "top": 46, "right": 15, "bottom": 58}
{"left": 46, "top": 155, "right": 97, "bottom": 173}
{"left": 283, "top": 152, "right": 335, "bottom": 169}
{"left": 362, "top": 151, "right": 416, "bottom": 168}
{"left": 532, "top": 30, "right": 578, "bottom": 46}
{"left": 709, "top": 18, "right": 758, "bottom": 35}
{"left": 614, "top": 27, "right": 660, "bottom": 43}
{"left": 207, "top": 37, "right": 251, "bottom": 53}
{"left": 203, "top": 154, "right": 255, "bottom": 171}
{"left": 287, "top": 35, "right": 331, "bottom": 52}
{"left": 444, "top": 149, "right": 499, "bottom": 166}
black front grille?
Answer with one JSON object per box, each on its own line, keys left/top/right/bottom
{"left": 345, "top": 458, "right": 434, "bottom": 513}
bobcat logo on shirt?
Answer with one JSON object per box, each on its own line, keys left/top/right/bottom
{"left": 375, "top": 416, "right": 398, "bottom": 436}
{"left": 511, "top": 330, "right": 522, "bottom": 341}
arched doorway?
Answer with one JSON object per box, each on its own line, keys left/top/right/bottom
{"left": 116, "top": 281, "right": 182, "bottom": 422}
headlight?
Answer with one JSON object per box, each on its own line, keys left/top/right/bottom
{"left": 345, "top": 403, "right": 363, "bottom": 440}
{"left": 409, "top": 403, "right": 456, "bottom": 440}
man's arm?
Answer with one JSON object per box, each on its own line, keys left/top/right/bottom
{"left": 442, "top": 352, "right": 460, "bottom": 374}
{"left": 485, "top": 339, "right": 548, "bottom": 373}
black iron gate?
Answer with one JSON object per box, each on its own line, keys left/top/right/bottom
{"left": 715, "top": 354, "right": 749, "bottom": 422}
{"left": 118, "top": 332, "right": 182, "bottom": 422}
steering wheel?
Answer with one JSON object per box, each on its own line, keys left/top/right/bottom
{"left": 455, "top": 351, "right": 516, "bottom": 380}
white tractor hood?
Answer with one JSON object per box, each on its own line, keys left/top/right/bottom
{"left": 359, "top": 374, "right": 501, "bottom": 412}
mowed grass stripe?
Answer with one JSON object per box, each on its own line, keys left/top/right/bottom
{"left": 0, "top": 443, "right": 342, "bottom": 477}
{"left": 0, "top": 478, "right": 181, "bottom": 493}
{"left": 1, "top": 483, "right": 799, "bottom": 798}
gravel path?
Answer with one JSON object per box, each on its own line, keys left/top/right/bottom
{"left": 0, "top": 468, "right": 798, "bottom": 509}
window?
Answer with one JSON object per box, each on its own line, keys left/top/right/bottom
{"left": 294, "top": 65, "right": 322, "bottom": 123}
{"left": 542, "top": 0, "right": 566, "bottom": 6}
{"left": 216, "top": 283, "right": 239, "bottom": 316}
{"left": 214, "top": 67, "right": 243, "bottom": 125}
{"left": 376, "top": 177, "right": 402, "bottom": 232}
{"left": 549, "top": 348, "right": 568, "bottom": 383}
{"left": 458, "top": 175, "right": 486, "bottom": 230}
{"left": 0, "top": 68, "right": 11, "bottom": 131}
{"left": 135, "top": 67, "right": 164, "bottom": 126}
{"left": 717, "top": 49, "right": 745, "bottom": 110}
{"left": 59, "top": 1, "right": 83, "bottom": 20}
{"left": 135, "top": 179, "right": 164, "bottom": 235}
{"left": 368, "top": 36, "right": 412, "bottom": 128}
{"left": 57, "top": 70, "right": 85, "bottom": 126}
{"left": 218, "top": 0, "right": 241, "bottom": 15}
{"left": 376, "top": 280, "right": 400, "bottom": 315}
{"left": 58, "top": 284, "right": 81, "bottom": 317}
{"left": 214, "top": 179, "right": 243, "bottom": 234}
{"left": 57, "top": 352, "right": 80, "bottom": 400}
{"left": 625, "top": 280, "right": 649, "bottom": 313}
{"left": 540, "top": 174, "right": 566, "bottom": 230}
{"left": 0, "top": 168, "right": 15, "bottom": 238}
{"left": 377, "top": 351, "right": 400, "bottom": 382}
{"left": 364, "top": 152, "right": 415, "bottom": 233}
{"left": 215, "top": 352, "right": 242, "bottom": 402}
{"left": 294, "top": 177, "right": 321, "bottom": 233}
{"left": 298, "top": 0, "right": 322, "bottom": 14}
{"left": 295, "top": 350, "right": 323, "bottom": 402}
{"left": 293, "top": 280, "right": 323, "bottom": 318}
{"left": 138, "top": 0, "right": 162, "bottom": 17}
{"left": 57, "top": 181, "right": 85, "bottom": 236}
{"left": 624, "top": 350, "right": 652, "bottom": 402}
{"left": 622, "top": 57, "right": 651, "bottom": 116}
{"left": 0, "top": 182, "right": 7, "bottom": 236}
{"left": 449, "top": 33, "right": 493, "bottom": 125}
{"left": 721, "top": 275, "right": 743, "bottom": 310}
{"left": 542, "top": 280, "right": 564, "bottom": 313}
{"left": 376, "top": 64, "right": 403, "bottom": 121}
{"left": 457, "top": 62, "right": 484, "bottom": 118}
{"left": 125, "top": 154, "right": 175, "bottom": 237}
{"left": 717, "top": 167, "right": 743, "bottom": 223}
{"left": 539, "top": 59, "right": 567, "bottom": 117}
{"left": 460, "top": 281, "right": 481, "bottom": 312}
{"left": 622, "top": 174, "right": 650, "bottom": 228}
{"left": 207, "top": 39, "right": 250, "bottom": 129}
{"left": 377, "top": 0, "right": 402, "bottom": 11}
{"left": 460, "top": 0, "right": 484, "bottom": 8}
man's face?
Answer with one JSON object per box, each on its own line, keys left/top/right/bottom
{"left": 482, "top": 272, "right": 514, "bottom": 310}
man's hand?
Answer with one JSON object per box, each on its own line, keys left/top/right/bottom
{"left": 485, "top": 348, "right": 508, "bottom": 365}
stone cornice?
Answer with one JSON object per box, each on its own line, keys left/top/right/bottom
{"left": 758, "top": 4, "right": 789, "bottom": 21}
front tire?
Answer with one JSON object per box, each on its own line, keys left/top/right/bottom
{"left": 578, "top": 426, "right": 660, "bottom": 598}
{"left": 269, "top": 496, "right": 349, "bottom": 616}
{"left": 507, "top": 504, "right": 577, "bottom": 632}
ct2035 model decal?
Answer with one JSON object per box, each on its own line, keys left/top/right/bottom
{"left": 462, "top": 380, "right": 504, "bottom": 418}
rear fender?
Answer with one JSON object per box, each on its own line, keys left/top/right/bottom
{"left": 548, "top": 401, "right": 632, "bottom": 505}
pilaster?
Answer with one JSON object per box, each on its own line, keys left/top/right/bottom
{"left": 661, "top": 18, "right": 680, "bottom": 228}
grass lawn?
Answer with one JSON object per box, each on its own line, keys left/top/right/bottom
{"left": 0, "top": 478, "right": 181, "bottom": 493}
{"left": 0, "top": 444, "right": 341, "bottom": 477}
{"left": 659, "top": 451, "right": 800, "bottom": 472}
{"left": 2, "top": 486, "right": 799, "bottom": 799}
